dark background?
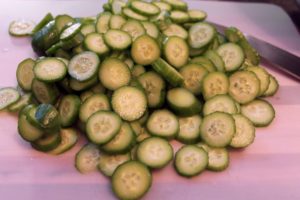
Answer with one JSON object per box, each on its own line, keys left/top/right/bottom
{"left": 207, "top": 0, "right": 300, "bottom": 32}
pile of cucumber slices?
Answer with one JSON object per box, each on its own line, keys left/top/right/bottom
{"left": 1, "top": 0, "right": 280, "bottom": 199}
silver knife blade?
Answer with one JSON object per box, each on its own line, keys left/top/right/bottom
{"left": 211, "top": 22, "right": 300, "bottom": 81}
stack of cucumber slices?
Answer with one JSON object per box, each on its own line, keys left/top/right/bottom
{"left": 2, "top": 0, "right": 279, "bottom": 199}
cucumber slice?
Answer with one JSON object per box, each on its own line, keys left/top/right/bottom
{"left": 137, "top": 137, "right": 173, "bottom": 168}
{"left": 101, "top": 122, "right": 136, "bottom": 154}
{"left": 84, "top": 33, "right": 110, "bottom": 55}
{"left": 164, "top": 36, "right": 189, "bottom": 69}
{"left": 132, "top": 65, "right": 146, "bottom": 77}
{"left": 141, "top": 21, "right": 159, "bottom": 39}
{"left": 136, "top": 127, "right": 151, "bottom": 143}
{"left": 31, "top": 79, "right": 59, "bottom": 104}
{"left": 75, "top": 143, "right": 101, "bottom": 173}
{"left": 96, "top": 12, "right": 112, "bottom": 34}
{"left": 163, "top": 24, "right": 188, "bottom": 40}
{"left": 146, "top": 109, "right": 179, "bottom": 139}
{"left": 167, "top": 88, "right": 202, "bottom": 116}
{"left": 104, "top": 29, "right": 132, "bottom": 50}
{"left": 79, "top": 93, "right": 111, "bottom": 123}
{"left": 204, "top": 50, "right": 225, "bottom": 72}
{"left": 162, "top": 0, "right": 187, "bottom": 10}
{"left": 0, "top": 87, "right": 20, "bottom": 110}
{"left": 112, "top": 86, "right": 147, "bottom": 121}
{"left": 217, "top": 43, "right": 245, "bottom": 72}
{"left": 177, "top": 115, "right": 202, "bottom": 144}
{"left": 203, "top": 94, "right": 237, "bottom": 116}
{"left": 200, "top": 112, "right": 235, "bottom": 148}
{"left": 58, "top": 95, "right": 81, "bottom": 127}
{"left": 230, "top": 114, "right": 255, "bottom": 148}
{"left": 202, "top": 71, "right": 229, "bottom": 100}
{"left": 49, "top": 128, "right": 78, "bottom": 155}
{"left": 153, "top": 2, "right": 172, "bottom": 11}
{"left": 55, "top": 14, "right": 75, "bottom": 33}
{"left": 69, "top": 76, "right": 98, "bottom": 92}
{"left": 80, "top": 24, "right": 96, "bottom": 36}
{"left": 31, "top": 132, "right": 61, "bottom": 152}
{"left": 60, "top": 22, "right": 82, "bottom": 41}
{"left": 8, "top": 93, "right": 32, "bottom": 112}
{"left": 86, "top": 111, "right": 122, "bottom": 145}
{"left": 98, "top": 152, "right": 131, "bottom": 177}
{"left": 246, "top": 66, "right": 270, "bottom": 96}
{"left": 122, "top": 8, "right": 149, "bottom": 21}
{"left": 9, "top": 19, "right": 35, "bottom": 36}
{"left": 111, "top": 0, "right": 127, "bottom": 15}
{"left": 130, "top": 1, "right": 160, "bottom": 16}
{"left": 80, "top": 90, "right": 94, "bottom": 102}
{"left": 131, "top": 35, "right": 160, "bottom": 65}
{"left": 99, "top": 58, "right": 131, "bottom": 90}
{"left": 188, "top": 10, "right": 207, "bottom": 22}
{"left": 16, "top": 58, "right": 35, "bottom": 91}
{"left": 151, "top": 58, "right": 184, "bottom": 87}
{"left": 241, "top": 99, "right": 275, "bottom": 127}
{"left": 174, "top": 145, "right": 208, "bottom": 177}
{"left": 109, "top": 15, "right": 126, "bottom": 29}
{"left": 263, "top": 74, "right": 279, "bottom": 97}
{"left": 68, "top": 51, "right": 100, "bottom": 82}
{"left": 121, "top": 20, "right": 146, "bottom": 41}
{"left": 34, "top": 58, "right": 67, "bottom": 82}
{"left": 138, "top": 71, "right": 166, "bottom": 108}
{"left": 170, "top": 10, "right": 189, "bottom": 24}
{"left": 179, "top": 63, "right": 208, "bottom": 95}
{"left": 188, "top": 22, "right": 215, "bottom": 49}
{"left": 189, "top": 56, "right": 216, "bottom": 72}
{"left": 229, "top": 71, "right": 260, "bottom": 104}
{"left": 32, "top": 13, "right": 54, "bottom": 34}
{"left": 112, "top": 161, "right": 152, "bottom": 200}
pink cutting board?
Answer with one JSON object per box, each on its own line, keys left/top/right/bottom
{"left": 1, "top": 1, "right": 300, "bottom": 200}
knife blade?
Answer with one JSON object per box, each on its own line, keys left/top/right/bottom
{"left": 211, "top": 22, "right": 300, "bottom": 81}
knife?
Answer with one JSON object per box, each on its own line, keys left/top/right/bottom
{"left": 211, "top": 22, "right": 300, "bottom": 81}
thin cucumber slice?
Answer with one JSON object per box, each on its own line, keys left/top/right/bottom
{"left": 131, "top": 34, "right": 160, "bottom": 65}
{"left": 101, "top": 122, "right": 136, "bottom": 154}
{"left": 246, "top": 66, "right": 270, "bottom": 96}
{"left": 58, "top": 95, "right": 81, "bottom": 127}
{"left": 204, "top": 50, "right": 225, "bottom": 72}
{"left": 146, "top": 109, "right": 179, "bottom": 139}
{"left": 241, "top": 99, "right": 275, "bottom": 127}
{"left": 9, "top": 19, "right": 35, "bottom": 36}
{"left": 86, "top": 111, "right": 122, "bottom": 145}
{"left": 124, "top": 58, "right": 134, "bottom": 69}
{"left": 0, "top": 87, "right": 20, "bottom": 110}
{"left": 34, "top": 58, "right": 67, "bottom": 82}
{"left": 162, "top": 0, "right": 187, "bottom": 10}
{"left": 121, "top": 20, "right": 146, "bottom": 41}
{"left": 49, "top": 128, "right": 78, "bottom": 155}
{"left": 163, "top": 24, "right": 188, "bottom": 40}
{"left": 80, "top": 90, "right": 94, "bottom": 102}
{"left": 132, "top": 65, "right": 146, "bottom": 77}
{"left": 177, "top": 115, "right": 202, "bottom": 144}
{"left": 122, "top": 8, "right": 149, "bottom": 21}
{"left": 32, "top": 13, "right": 54, "bottom": 34}
{"left": 179, "top": 63, "right": 208, "bottom": 95}
{"left": 197, "top": 142, "right": 229, "bottom": 171}
{"left": 68, "top": 51, "right": 100, "bottom": 82}
{"left": 189, "top": 56, "right": 216, "bottom": 72}
{"left": 141, "top": 21, "right": 159, "bottom": 39}
{"left": 229, "top": 71, "right": 260, "bottom": 104}
{"left": 230, "top": 114, "right": 255, "bottom": 148}
{"left": 104, "top": 29, "right": 132, "bottom": 50}
{"left": 136, "top": 127, "right": 151, "bottom": 143}
{"left": 84, "top": 33, "right": 110, "bottom": 55}
{"left": 79, "top": 93, "right": 111, "bottom": 123}
{"left": 55, "top": 14, "right": 75, "bottom": 33}
{"left": 203, "top": 94, "right": 237, "bottom": 116}
{"left": 98, "top": 152, "right": 131, "bottom": 177}
{"left": 80, "top": 24, "right": 96, "bottom": 36}
{"left": 75, "top": 143, "right": 101, "bottom": 173}
{"left": 130, "top": 1, "right": 160, "bottom": 16}
{"left": 98, "top": 58, "right": 131, "bottom": 90}
{"left": 167, "top": 88, "right": 202, "bottom": 116}
{"left": 202, "top": 71, "right": 229, "bottom": 100}
{"left": 8, "top": 93, "right": 32, "bottom": 112}
{"left": 31, "top": 132, "right": 61, "bottom": 152}
{"left": 112, "top": 86, "right": 147, "bottom": 121}
{"left": 111, "top": 0, "right": 127, "bottom": 15}
{"left": 263, "top": 74, "right": 279, "bottom": 97}
{"left": 112, "top": 161, "right": 152, "bottom": 200}
{"left": 69, "top": 76, "right": 98, "bottom": 92}
{"left": 151, "top": 58, "right": 184, "bottom": 87}
{"left": 138, "top": 71, "right": 166, "bottom": 108}
{"left": 217, "top": 43, "right": 245, "bottom": 72}
{"left": 188, "top": 10, "right": 207, "bottom": 22}
{"left": 96, "top": 12, "right": 112, "bottom": 34}
{"left": 109, "top": 15, "right": 126, "bottom": 29}
{"left": 188, "top": 22, "right": 215, "bottom": 49}
{"left": 16, "top": 58, "right": 35, "bottom": 91}
{"left": 153, "top": 2, "right": 172, "bottom": 11}
{"left": 200, "top": 112, "right": 235, "bottom": 148}
{"left": 60, "top": 22, "right": 82, "bottom": 41}
{"left": 137, "top": 137, "right": 173, "bottom": 168}
{"left": 170, "top": 10, "right": 189, "bottom": 24}
{"left": 174, "top": 145, "right": 208, "bottom": 177}
{"left": 164, "top": 36, "right": 189, "bottom": 69}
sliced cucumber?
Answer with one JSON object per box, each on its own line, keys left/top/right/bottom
{"left": 162, "top": 0, "right": 187, "bottom": 11}
{"left": 31, "top": 132, "right": 61, "bottom": 152}
{"left": 170, "top": 10, "right": 189, "bottom": 24}
{"left": 188, "top": 22, "right": 215, "bottom": 49}
{"left": 58, "top": 95, "right": 81, "bottom": 127}
{"left": 200, "top": 112, "right": 235, "bottom": 148}
{"left": 31, "top": 79, "right": 59, "bottom": 104}
{"left": 8, "top": 93, "right": 32, "bottom": 112}
{"left": 263, "top": 74, "right": 279, "bottom": 97}
{"left": 246, "top": 66, "right": 270, "bottom": 96}
{"left": 96, "top": 12, "right": 112, "bottom": 34}
{"left": 132, "top": 65, "right": 146, "bottom": 77}
{"left": 177, "top": 115, "right": 202, "bottom": 144}
{"left": 121, "top": 20, "right": 146, "bottom": 41}
{"left": 9, "top": 19, "right": 35, "bottom": 36}
{"left": 104, "top": 29, "right": 132, "bottom": 50}
{"left": 55, "top": 14, "right": 75, "bottom": 33}
{"left": 34, "top": 58, "right": 67, "bottom": 82}
{"left": 163, "top": 23, "right": 188, "bottom": 40}
{"left": 203, "top": 94, "right": 237, "bottom": 116}
{"left": 146, "top": 109, "right": 179, "bottom": 139}
{"left": 80, "top": 23, "right": 96, "bottom": 36}
{"left": 174, "top": 145, "right": 208, "bottom": 177}
{"left": 122, "top": 8, "right": 149, "bottom": 21}
{"left": 49, "top": 128, "right": 78, "bottom": 155}
{"left": 130, "top": 1, "right": 160, "bottom": 16}
{"left": 164, "top": 36, "right": 189, "bottom": 69}
{"left": 0, "top": 87, "right": 20, "bottom": 110}
{"left": 69, "top": 76, "right": 98, "bottom": 92}
{"left": 142, "top": 21, "right": 159, "bottom": 39}
{"left": 75, "top": 143, "right": 101, "bottom": 173}
{"left": 98, "top": 152, "right": 131, "bottom": 177}
{"left": 16, "top": 58, "right": 35, "bottom": 91}
{"left": 241, "top": 99, "right": 275, "bottom": 127}
{"left": 217, "top": 43, "right": 245, "bottom": 72}
{"left": 204, "top": 50, "right": 225, "bottom": 72}
{"left": 188, "top": 10, "right": 207, "bottom": 22}
{"left": 202, "top": 71, "right": 229, "bottom": 100}
{"left": 109, "top": 14, "right": 126, "bottom": 29}
{"left": 84, "top": 33, "right": 110, "bottom": 55}
{"left": 153, "top": 2, "right": 172, "bottom": 11}
{"left": 189, "top": 56, "right": 216, "bottom": 72}
{"left": 111, "top": 0, "right": 127, "bottom": 15}
{"left": 112, "top": 86, "right": 147, "bottom": 121}
{"left": 167, "top": 88, "right": 202, "bottom": 116}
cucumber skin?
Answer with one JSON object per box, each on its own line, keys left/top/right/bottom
{"left": 59, "top": 95, "right": 81, "bottom": 128}
{"left": 167, "top": 98, "right": 202, "bottom": 117}
{"left": 31, "top": 132, "right": 61, "bottom": 152}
